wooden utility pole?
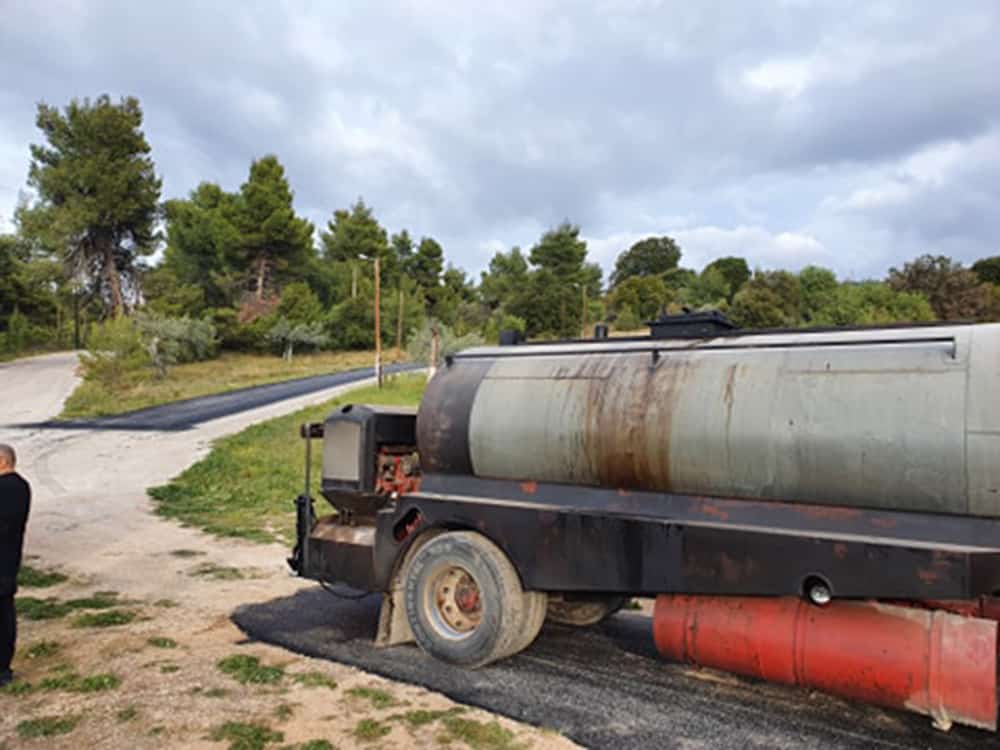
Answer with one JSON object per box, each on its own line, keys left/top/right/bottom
{"left": 351, "top": 263, "right": 358, "bottom": 299}
{"left": 428, "top": 325, "right": 440, "bottom": 380}
{"left": 396, "top": 287, "right": 404, "bottom": 354}
{"left": 374, "top": 257, "right": 382, "bottom": 388}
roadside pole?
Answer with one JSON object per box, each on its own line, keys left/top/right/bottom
{"left": 374, "top": 257, "right": 382, "bottom": 388}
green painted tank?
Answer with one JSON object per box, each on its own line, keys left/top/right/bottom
{"left": 416, "top": 322, "right": 1000, "bottom": 516}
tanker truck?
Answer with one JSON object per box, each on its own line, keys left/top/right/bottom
{"left": 289, "top": 312, "right": 1000, "bottom": 732}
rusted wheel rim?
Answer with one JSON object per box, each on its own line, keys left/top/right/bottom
{"left": 424, "top": 565, "right": 483, "bottom": 639}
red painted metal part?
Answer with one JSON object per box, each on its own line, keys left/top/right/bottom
{"left": 653, "top": 595, "right": 998, "bottom": 731}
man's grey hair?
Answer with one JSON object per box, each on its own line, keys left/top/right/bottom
{"left": 0, "top": 443, "right": 16, "bottom": 468}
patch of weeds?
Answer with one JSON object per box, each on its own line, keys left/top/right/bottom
{"left": 170, "top": 549, "right": 205, "bottom": 558}
{"left": 16, "top": 715, "right": 80, "bottom": 739}
{"left": 353, "top": 718, "right": 391, "bottom": 742}
{"left": 72, "top": 609, "right": 137, "bottom": 628}
{"left": 273, "top": 703, "right": 294, "bottom": 721}
{"left": 347, "top": 686, "right": 398, "bottom": 709}
{"left": 150, "top": 726, "right": 166, "bottom": 736}
{"left": 65, "top": 593, "right": 121, "bottom": 610}
{"left": 17, "top": 565, "right": 68, "bottom": 588}
{"left": 625, "top": 599, "right": 643, "bottom": 610}
{"left": 290, "top": 671, "right": 337, "bottom": 691}
{"left": 205, "top": 687, "right": 230, "bottom": 698}
{"left": 210, "top": 721, "right": 284, "bottom": 750}
{"left": 292, "top": 742, "right": 334, "bottom": 750}
{"left": 40, "top": 671, "right": 120, "bottom": 693}
{"left": 190, "top": 562, "right": 244, "bottom": 580}
{"left": 217, "top": 654, "right": 284, "bottom": 685}
{"left": 0, "top": 679, "right": 34, "bottom": 696}
{"left": 25, "top": 640, "right": 62, "bottom": 659}
{"left": 154, "top": 598, "right": 179, "bottom": 608}
{"left": 117, "top": 705, "right": 138, "bottom": 722}
{"left": 148, "top": 636, "right": 178, "bottom": 649}
{"left": 390, "top": 707, "right": 466, "bottom": 728}
{"left": 16, "top": 597, "right": 72, "bottom": 620}
{"left": 160, "top": 664, "right": 180, "bottom": 674}
{"left": 439, "top": 716, "right": 520, "bottom": 750}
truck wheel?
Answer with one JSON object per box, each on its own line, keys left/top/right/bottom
{"left": 546, "top": 595, "right": 627, "bottom": 626}
{"left": 404, "top": 531, "right": 529, "bottom": 668}
{"left": 503, "top": 590, "right": 548, "bottom": 658}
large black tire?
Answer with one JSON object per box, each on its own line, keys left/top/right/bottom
{"left": 403, "top": 531, "right": 529, "bottom": 668}
{"left": 546, "top": 595, "right": 627, "bottom": 626}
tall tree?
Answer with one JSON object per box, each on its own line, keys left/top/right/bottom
{"left": 887, "top": 254, "right": 990, "bottom": 320}
{"left": 610, "top": 236, "right": 681, "bottom": 287}
{"left": 158, "top": 182, "right": 243, "bottom": 310}
{"left": 320, "top": 198, "right": 395, "bottom": 289}
{"left": 703, "top": 256, "right": 750, "bottom": 300}
{"left": 17, "top": 95, "right": 161, "bottom": 317}
{"left": 236, "top": 155, "right": 315, "bottom": 301}
{"left": 972, "top": 256, "right": 1000, "bottom": 286}
{"left": 391, "top": 229, "right": 415, "bottom": 273}
{"left": 479, "top": 247, "right": 529, "bottom": 311}
{"left": 511, "top": 223, "right": 600, "bottom": 338}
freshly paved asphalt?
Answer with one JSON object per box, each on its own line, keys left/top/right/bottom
{"left": 12, "top": 363, "right": 420, "bottom": 431}
{"left": 235, "top": 588, "right": 1000, "bottom": 749}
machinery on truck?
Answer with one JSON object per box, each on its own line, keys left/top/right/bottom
{"left": 289, "top": 312, "right": 1000, "bottom": 732}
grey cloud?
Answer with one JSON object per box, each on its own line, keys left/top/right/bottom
{"left": 1, "top": 0, "right": 998, "bottom": 279}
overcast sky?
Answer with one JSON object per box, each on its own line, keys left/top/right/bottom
{"left": 2, "top": 1, "right": 998, "bottom": 282}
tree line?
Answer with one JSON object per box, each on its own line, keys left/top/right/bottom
{"left": 2, "top": 95, "right": 999, "bottom": 364}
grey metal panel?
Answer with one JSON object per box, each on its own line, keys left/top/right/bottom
{"left": 967, "top": 325, "right": 1000, "bottom": 515}
{"left": 322, "top": 420, "right": 361, "bottom": 483}
{"left": 467, "top": 334, "right": 977, "bottom": 515}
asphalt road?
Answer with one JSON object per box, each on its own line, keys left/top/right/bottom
{"left": 234, "top": 587, "right": 1000, "bottom": 750}
{"left": 11, "top": 362, "right": 420, "bottom": 431}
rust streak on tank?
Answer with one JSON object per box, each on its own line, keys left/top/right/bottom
{"left": 520, "top": 481, "right": 538, "bottom": 495}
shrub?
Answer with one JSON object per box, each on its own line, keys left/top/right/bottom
{"left": 406, "top": 319, "right": 484, "bottom": 366}
{"left": 78, "top": 317, "right": 150, "bottom": 390}
{"left": 267, "top": 317, "right": 328, "bottom": 361}
{"left": 134, "top": 312, "right": 218, "bottom": 376}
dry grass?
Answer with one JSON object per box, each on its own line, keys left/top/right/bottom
{"left": 60, "top": 349, "right": 407, "bottom": 419}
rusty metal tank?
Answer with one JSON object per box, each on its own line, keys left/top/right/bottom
{"left": 416, "top": 322, "right": 1000, "bottom": 517}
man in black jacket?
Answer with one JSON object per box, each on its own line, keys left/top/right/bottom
{"left": 0, "top": 443, "right": 31, "bottom": 687}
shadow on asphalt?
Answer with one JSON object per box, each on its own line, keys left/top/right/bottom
{"left": 4, "top": 363, "right": 420, "bottom": 432}
{"left": 234, "top": 586, "right": 999, "bottom": 749}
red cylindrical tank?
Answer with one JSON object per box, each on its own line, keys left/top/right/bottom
{"left": 653, "top": 595, "right": 997, "bottom": 731}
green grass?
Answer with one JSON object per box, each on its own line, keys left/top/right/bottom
{"left": 16, "top": 593, "right": 124, "bottom": 621}
{"left": 205, "top": 687, "right": 230, "bottom": 698}
{"left": 353, "top": 718, "right": 391, "bottom": 742}
{"left": 389, "top": 707, "right": 466, "bottom": 728}
{"left": 39, "top": 671, "right": 120, "bottom": 693}
{"left": 117, "top": 706, "right": 139, "bottom": 722}
{"left": 0, "top": 679, "right": 34, "bottom": 696}
{"left": 438, "top": 716, "right": 521, "bottom": 750}
{"left": 291, "top": 741, "right": 334, "bottom": 750}
{"left": 347, "top": 686, "right": 398, "bottom": 709}
{"left": 290, "top": 671, "right": 337, "bottom": 691}
{"left": 17, "top": 565, "right": 68, "bottom": 588}
{"left": 217, "top": 654, "right": 285, "bottom": 685}
{"left": 71, "top": 609, "right": 137, "bottom": 628}
{"left": 273, "top": 703, "right": 294, "bottom": 721}
{"left": 16, "top": 716, "right": 80, "bottom": 739}
{"left": 189, "top": 562, "right": 246, "bottom": 580}
{"left": 160, "top": 664, "right": 180, "bottom": 674}
{"left": 25, "top": 640, "right": 62, "bottom": 659}
{"left": 150, "top": 374, "right": 426, "bottom": 544}
{"left": 61, "top": 349, "right": 407, "bottom": 419}
{"left": 209, "top": 720, "right": 284, "bottom": 750}
{"left": 148, "top": 636, "right": 178, "bottom": 649}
